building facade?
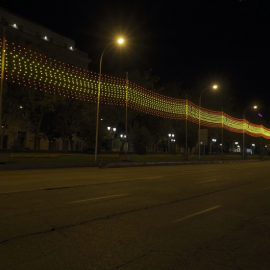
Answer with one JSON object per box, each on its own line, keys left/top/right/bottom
{"left": 0, "top": 7, "right": 90, "bottom": 151}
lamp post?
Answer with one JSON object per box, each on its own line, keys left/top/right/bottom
{"left": 120, "top": 134, "right": 126, "bottom": 151}
{"left": 94, "top": 38, "right": 124, "bottom": 161}
{"left": 243, "top": 105, "right": 257, "bottom": 159}
{"left": 107, "top": 127, "right": 116, "bottom": 151}
{"left": 0, "top": 27, "right": 6, "bottom": 150}
{"left": 168, "top": 133, "right": 174, "bottom": 153}
{"left": 211, "top": 138, "right": 216, "bottom": 154}
{"left": 251, "top": 143, "right": 255, "bottom": 155}
{"left": 235, "top": 142, "right": 238, "bottom": 153}
{"left": 198, "top": 85, "right": 218, "bottom": 160}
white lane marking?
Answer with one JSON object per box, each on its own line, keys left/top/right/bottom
{"left": 68, "top": 193, "right": 129, "bottom": 204}
{"left": 264, "top": 187, "right": 270, "bottom": 190}
{"left": 122, "top": 176, "right": 162, "bottom": 181}
{"left": 173, "top": 205, "right": 221, "bottom": 223}
{"left": 197, "top": 179, "right": 217, "bottom": 184}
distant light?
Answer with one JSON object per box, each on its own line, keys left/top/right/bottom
{"left": 113, "top": 128, "right": 116, "bottom": 132}
{"left": 172, "top": 134, "right": 175, "bottom": 137}
{"left": 212, "top": 139, "right": 216, "bottom": 142}
{"left": 69, "top": 46, "right": 74, "bottom": 51}
{"left": 12, "top": 23, "right": 18, "bottom": 29}
{"left": 120, "top": 134, "right": 123, "bottom": 138}
{"left": 44, "top": 36, "right": 48, "bottom": 40}
{"left": 265, "top": 145, "right": 268, "bottom": 148}
{"left": 168, "top": 134, "right": 171, "bottom": 137}
{"left": 100, "top": 118, "right": 103, "bottom": 121}
{"left": 258, "top": 113, "right": 262, "bottom": 117}
{"left": 220, "top": 144, "right": 222, "bottom": 146}
{"left": 213, "top": 85, "right": 218, "bottom": 89}
{"left": 107, "top": 126, "right": 111, "bottom": 131}
{"left": 237, "top": 145, "right": 240, "bottom": 148}
{"left": 235, "top": 142, "right": 238, "bottom": 144}
{"left": 118, "top": 38, "right": 124, "bottom": 44}
{"left": 252, "top": 144, "right": 255, "bottom": 147}
{"left": 254, "top": 106, "right": 257, "bottom": 109}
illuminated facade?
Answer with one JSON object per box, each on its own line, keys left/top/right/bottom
{"left": 0, "top": 7, "right": 90, "bottom": 150}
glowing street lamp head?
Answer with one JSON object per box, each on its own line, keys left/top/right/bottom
{"left": 253, "top": 105, "right": 257, "bottom": 109}
{"left": 118, "top": 38, "right": 124, "bottom": 44}
{"left": 213, "top": 85, "right": 218, "bottom": 89}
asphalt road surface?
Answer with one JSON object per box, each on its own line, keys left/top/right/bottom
{"left": 1, "top": 162, "right": 270, "bottom": 270}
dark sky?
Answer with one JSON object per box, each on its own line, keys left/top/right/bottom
{"left": 1, "top": 0, "right": 270, "bottom": 117}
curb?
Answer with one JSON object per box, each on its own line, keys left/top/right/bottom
{"left": 0, "top": 162, "right": 98, "bottom": 171}
{"left": 0, "top": 159, "right": 265, "bottom": 171}
{"left": 105, "top": 159, "right": 264, "bottom": 168}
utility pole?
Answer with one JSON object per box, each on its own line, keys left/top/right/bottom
{"left": 0, "top": 27, "right": 6, "bottom": 150}
{"left": 125, "top": 71, "right": 128, "bottom": 161}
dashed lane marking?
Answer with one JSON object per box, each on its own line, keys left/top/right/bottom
{"left": 68, "top": 193, "right": 129, "bottom": 204}
{"left": 197, "top": 179, "right": 217, "bottom": 184}
{"left": 173, "top": 205, "right": 221, "bottom": 223}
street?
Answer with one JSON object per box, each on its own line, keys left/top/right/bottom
{"left": 1, "top": 162, "right": 270, "bottom": 270}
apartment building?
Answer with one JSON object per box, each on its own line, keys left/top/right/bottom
{"left": 0, "top": 7, "right": 90, "bottom": 151}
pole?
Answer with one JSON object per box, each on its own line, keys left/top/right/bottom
{"left": 185, "top": 94, "right": 188, "bottom": 155}
{"left": 125, "top": 71, "right": 128, "bottom": 161}
{"left": 261, "top": 122, "right": 262, "bottom": 159}
{"left": 243, "top": 113, "right": 245, "bottom": 160}
{"left": 94, "top": 43, "right": 112, "bottom": 162}
{"left": 199, "top": 97, "right": 201, "bottom": 159}
{"left": 221, "top": 107, "right": 223, "bottom": 156}
{"left": 0, "top": 27, "right": 6, "bottom": 150}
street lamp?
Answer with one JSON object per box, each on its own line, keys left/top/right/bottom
{"left": 235, "top": 142, "right": 238, "bottom": 153}
{"left": 243, "top": 105, "right": 257, "bottom": 159}
{"left": 94, "top": 38, "right": 124, "bottom": 161}
{"left": 198, "top": 85, "right": 218, "bottom": 160}
{"left": 168, "top": 133, "right": 174, "bottom": 153}
{"left": 252, "top": 143, "right": 255, "bottom": 155}
{"left": 0, "top": 27, "right": 6, "bottom": 150}
{"left": 107, "top": 126, "right": 117, "bottom": 150}
{"left": 120, "top": 134, "right": 126, "bottom": 151}
{"left": 211, "top": 138, "right": 216, "bottom": 154}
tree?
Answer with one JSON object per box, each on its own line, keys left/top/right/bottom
{"left": 21, "top": 88, "right": 56, "bottom": 150}
{"left": 1, "top": 82, "right": 25, "bottom": 149}
{"left": 129, "top": 125, "right": 153, "bottom": 154}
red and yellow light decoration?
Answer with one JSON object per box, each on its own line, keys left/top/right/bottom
{"left": 1, "top": 39, "right": 270, "bottom": 139}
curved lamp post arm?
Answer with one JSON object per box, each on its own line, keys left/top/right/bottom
{"left": 199, "top": 88, "right": 209, "bottom": 108}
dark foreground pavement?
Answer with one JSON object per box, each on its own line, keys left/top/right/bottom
{"left": 1, "top": 162, "right": 270, "bottom": 269}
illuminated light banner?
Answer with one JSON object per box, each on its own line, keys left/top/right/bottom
{"left": 1, "top": 39, "right": 270, "bottom": 139}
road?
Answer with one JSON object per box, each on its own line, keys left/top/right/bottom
{"left": 1, "top": 162, "right": 270, "bottom": 270}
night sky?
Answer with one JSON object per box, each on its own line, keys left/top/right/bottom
{"left": 1, "top": 0, "right": 270, "bottom": 118}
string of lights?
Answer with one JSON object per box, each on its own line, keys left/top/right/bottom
{"left": 1, "top": 39, "right": 270, "bottom": 139}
